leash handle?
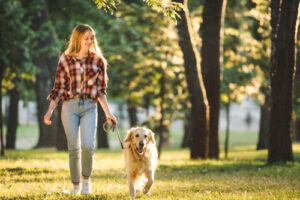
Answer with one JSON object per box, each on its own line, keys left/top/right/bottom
{"left": 103, "top": 120, "right": 124, "bottom": 149}
{"left": 103, "top": 120, "right": 114, "bottom": 132}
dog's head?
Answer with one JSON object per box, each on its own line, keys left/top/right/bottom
{"left": 125, "top": 127, "right": 155, "bottom": 155}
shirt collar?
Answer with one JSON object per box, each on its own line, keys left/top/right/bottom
{"left": 71, "top": 50, "right": 91, "bottom": 62}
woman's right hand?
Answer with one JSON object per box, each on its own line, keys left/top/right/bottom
{"left": 44, "top": 111, "right": 52, "bottom": 125}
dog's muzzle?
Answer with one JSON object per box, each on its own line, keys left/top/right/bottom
{"left": 137, "top": 142, "right": 145, "bottom": 154}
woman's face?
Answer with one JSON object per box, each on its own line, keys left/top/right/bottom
{"left": 80, "top": 30, "right": 93, "bottom": 52}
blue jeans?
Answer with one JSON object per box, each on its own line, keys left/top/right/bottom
{"left": 61, "top": 98, "right": 97, "bottom": 184}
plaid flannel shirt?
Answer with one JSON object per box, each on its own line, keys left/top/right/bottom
{"left": 47, "top": 51, "right": 107, "bottom": 103}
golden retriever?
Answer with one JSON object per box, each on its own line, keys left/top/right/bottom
{"left": 123, "top": 127, "right": 158, "bottom": 198}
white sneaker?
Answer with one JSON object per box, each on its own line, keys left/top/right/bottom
{"left": 81, "top": 179, "right": 91, "bottom": 195}
{"left": 70, "top": 185, "right": 80, "bottom": 195}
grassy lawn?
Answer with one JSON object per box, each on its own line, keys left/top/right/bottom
{"left": 2, "top": 125, "right": 300, "bottom": 199}
{"left": 1, "top": 144, "right": 300, "bottom": 199}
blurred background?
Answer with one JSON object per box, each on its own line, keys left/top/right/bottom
{"left": 1, "top": 0, "right": 299, "bottom": 159}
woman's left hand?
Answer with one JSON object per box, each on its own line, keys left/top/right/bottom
{"left": 44, "top": 110, "right": 53, "bottom": 125}
{"left": 107, "top": 114, "right": 117, "bottom": 125}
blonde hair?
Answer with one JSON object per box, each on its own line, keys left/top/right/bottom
{"left": 64, "top": 24, "right": 107, "bottom": 68}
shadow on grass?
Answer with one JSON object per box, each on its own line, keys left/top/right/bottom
{"left": 0, "top": 193, "right": 129, "bottom": 200}
{"left": 2, "top": 148, "right": 300, "bottom": 184}
{"left": 0, "top": 167, "right": 55, "bottom": 176}
{"left": 0, "top": 149, "right": 123, "bottom": 161}
{"left": 3, "top": 160, "right": 299, "bottom": 184}
{"left": 0, "top": 167, "right": 125, "bottom": 184}
{"left": 157, "top": 160, "right": 300, "bottom": 181}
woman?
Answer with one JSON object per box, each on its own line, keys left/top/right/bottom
{"left": 44, "top": 24, "right": 117, "bottom": 195}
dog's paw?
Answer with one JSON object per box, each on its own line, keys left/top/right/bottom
{"left": 130, "top": 191, "right": 136, "bottom": 199}
{"left": 143, "top": 188, "right": 151, "bottom": 195}
{"left": 136, "top": 189, "right": 142, "bottom": 194}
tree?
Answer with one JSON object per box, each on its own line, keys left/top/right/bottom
{"left": 294, "top": 119, "right": 300, "bottom": 141}
{"left": 22, "top": 0, "right": 60, "bottom": 148}
{"left": 243, "top": 0, "right": 271, "bottom": 150}
{"left": 224, "top": 94, "right": 230, "bottom": 159}
{"left": 293, "top": 31, "right": 300, "bottom": 142}
{"left": 5, "top": 85, "right": 19, "bottom": 149}
{"left": 220, "top": 0, "right": 263, "bottom": 158}
{"left": 0, "top": 0, "right": 5, "bottom": 156}
{"left": 221, "top": 66, "right": 256, "bottom": 158}
{"left": 257, "top": 86, "right": 269, "bottom": 149}
{"left": 201, "top": 0, "right": 227, "bottom": 159}
{"left": 97, "top": 103, "right": 109, "bottom": 148}
{"left": 55, "top": 105, "right": 68, "bottom": 150}
{"left": 268, "top": 0, "right": 299, "bottom": 163}
{"left": 0, "top": 68, "right": 4, "bottom": 156}
{"left": 173, "top": 0, "right": 210, "bottom": 159}
{"left": 32, "top": 1, "right": 59, "bottom": 148}
{"left": 0, "top": 0, "right": 37, "bottom": 154}
{"left": 181, "top": 111, "right": 191, "bottom": 148}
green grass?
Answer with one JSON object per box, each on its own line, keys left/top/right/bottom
{"left": 1, "top": 145, "right": 300, "bottom": 199}
{"left": 2, "top": 125, "right": 299, "bottom": 199}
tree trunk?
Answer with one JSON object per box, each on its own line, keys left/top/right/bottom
{"left": 0, "top": 67, "right": 4, "bottom": 156}
{"left": 257, "top": 87, "right": 269, "bottom": 150}
{"left": 224, "top": 101, "right": 230, "bottom": 159}
{"left": 55, "top": 104, "right": 68, "bottom": 150}
{"left": 0, "top": 1, "right": 5, "bottom": 156}
{"left": 127, "top": 103, "right": 138, "bottom": 127}
{"left": 268, "top": 0, "right": 299, "bottom": 164}
{"left": 201, "top": 0, "right": 227, "bottom": 159}
{"left": 173, "top": 0, "right": 210, "bottom": 159}
{"left": 294, "top": 119, "right": 300, "bottom": 141}
{"left": 5, "top": 87, "right": 19, "bottom": 149}
{"left": 97, "top": 103, "right": 109, "bottom": 148}
{"left": 28, "top": 0, "right": 59, "bottom": 147}
{"left": 158, "top": 71, "right": 166, "bottom": 159}
{"left": 181, "top": 111, "right": 191, "bottom": 148}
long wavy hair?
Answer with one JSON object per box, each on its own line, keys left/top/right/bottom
{"left": 64, "top": 24, "right": 107, "bottom": 69}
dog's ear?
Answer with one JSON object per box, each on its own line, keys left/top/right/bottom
{"left": 125, "top": 128, "right": 135, "bottom": 143}
{"left": 148, "top": 129, "right": 156, "bottom": 144}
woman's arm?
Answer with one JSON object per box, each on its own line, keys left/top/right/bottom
{"left": 98, "top": 95, "right": 117, "bottom": 124}
{"left": 44, "top": 56, "right": 67, "bottom": 125}
{"left": 44, "top": 100, "right": 57, "bottom": 125}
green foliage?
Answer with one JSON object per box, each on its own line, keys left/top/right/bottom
{"left": 142, "top": 0, "right": 183, "bottom": 22}
{"left": 221, "top": 0, "right": 270, "bottom": 104}
{"left": 0, "top": 0, "right": 37, "bottom": 97}
{"left": 188, "top": 0, "right": 203, "bottom": 12}
{"left": 93, "top": 0, "right": 183, "bottom": 21}
{"left": 94, "top": 0, "right": 120, "bottom": 14}
{"left": 246, "top": 0, "right": 271, "bottom": 104}
{"left": 103, "top": 3, "right": 188, "bottom": 129}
